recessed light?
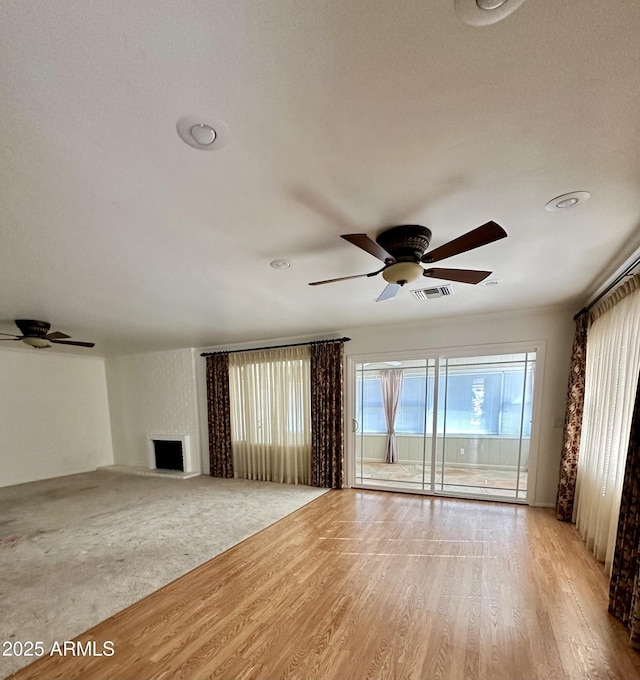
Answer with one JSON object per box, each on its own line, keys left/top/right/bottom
{"left": 481, "top": 279, "right": 501, "bottom": 287}
{"left": 556, "top": 197, "right": 578, "bottom": 209}
{"left": 476, "top": 0, "right": 508, "bottom": 9}
{"left": 545, "top": 191, "right": 591, "bottom": 212}
{"left": 270, "top": 259, "right": 292, "bottom": 270}
{"left": 455, "top": 0, "right": 526, "bottom": 25}
{"left": 189, "top": 124, "right": 216, "bottom": 146}
{"left": 176, "top": 116, "right": 229, "bottom": 151}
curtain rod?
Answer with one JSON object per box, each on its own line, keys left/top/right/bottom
{"left": 574, "top": 259, "right": 640, "bottom": 320}
{"left": 200, "top": 337, "right": 350, "bottom": 357}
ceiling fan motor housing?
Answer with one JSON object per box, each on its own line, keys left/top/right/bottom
{"left": 376, "top": 225, "right": 432, "bottom": 262}
{"left": 16, "top": 319, "right": 51, "bottom": 337}
{"left": 377, "top": 225, "right": 432, "bottom": 285}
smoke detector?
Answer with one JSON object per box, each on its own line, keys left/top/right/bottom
{"left": 177, "top": 115, "right": 229, "bottom": 151}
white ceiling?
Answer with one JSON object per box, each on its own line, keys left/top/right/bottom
{"left": 1, "top": 0, "right": 639, "bottom": 356}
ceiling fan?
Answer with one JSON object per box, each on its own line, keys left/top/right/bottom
{"left": 0, "top": 320, "right": 95, "bottom": 349}
{"left": 309, "top": 221, "right": 507, "bottom": 301}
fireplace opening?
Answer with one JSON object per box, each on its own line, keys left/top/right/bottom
{"left": 153, "top": 439, "right": 184, "bottom": 471}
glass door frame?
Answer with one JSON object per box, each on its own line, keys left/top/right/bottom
{"left": 345, "top": 340, "right": 546, "bottom": 505}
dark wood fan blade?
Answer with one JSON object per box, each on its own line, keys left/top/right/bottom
{"left": 341, "top": 234, "right": 395, "bottom": 263}
{"left": 49, "top": 339, "right": 95, "bottom": 348}
{"left": 376, "top": 283, "right": 401, "bottom": 302}
{"left": 309, "top": 266, "right": 385, "bottom": 286}
{"left": 0, "top": 332, "right": 20, "bottom": 338}
{"left": 423, "top": 268, "right": 491, "bottom": 284}
{"left": 46, "top": 331, "right": 71, "bottom": 340}
{"left": 421, "top": 221, "right": 507, "bottom": 263}
{"left": 0, "top": 337, "right": 21, "bottom": 341}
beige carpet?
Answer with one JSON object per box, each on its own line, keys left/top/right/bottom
{"left": 0, "top": 471, "right": 328, "bottom": 677}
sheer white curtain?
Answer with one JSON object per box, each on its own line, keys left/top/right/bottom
{"left": 574, "top": 285, "right": 640, "bottom": 573}
{"left": 229, "top": 346, "right": 311, "bottom": 485}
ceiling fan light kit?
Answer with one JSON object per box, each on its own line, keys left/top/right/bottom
{"left": 22, "top": 337, "right": 51, "bottom": 349}
{"left": 309, "top": 221, "right": 507, "bottom": 302}
{"left": 382, "top": 261, "right": 424, "bottom": 285}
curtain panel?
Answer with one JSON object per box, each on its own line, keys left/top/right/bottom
{"left": 574, "top": 284, "right": 640, "bottom": 572}
{"left": 310, "top": 341, "right": 344, "bottom": 489}
{"left": 381, "top": 369, "right": 404, "bottom": 464}
{"left": 206, "top": 354, "right": 234, "bottom": 478}
{"left": 591, "top": 274, "right": 640, "bottom": 323}
{"left": 229, "top": 346, "right": 311, "bottom": 485}
{"left": 609, "top": 372, "right": 640, "bottom": 648}
{"left": 556, "top": 313, "right": 589, "bottom": 520}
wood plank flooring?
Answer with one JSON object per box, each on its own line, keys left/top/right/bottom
{"left": 9, "top": 490, "right": 640, "bottom": 680}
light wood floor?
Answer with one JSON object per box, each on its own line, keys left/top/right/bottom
{"left": 10, "top": 490, "right": 640, "bottom": 680}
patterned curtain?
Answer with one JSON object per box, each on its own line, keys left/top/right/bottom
{"left": 310, "top": 341, "right": 344, "bottom": 489}
{"left": 206, "top": 354, "right": 234, "bottom": 478}
{"left": 609, "top": 372, "right": 640, "bottom": 648}
{"left": 555, "top": 313, "right": 589, "bottom": 521}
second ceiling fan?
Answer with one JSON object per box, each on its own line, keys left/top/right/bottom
{"left": 309, "top": 221, "right": 507, "bottom": 301}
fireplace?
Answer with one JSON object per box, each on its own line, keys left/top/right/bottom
{"left": 152, "top": 439, "right": 184, "bottom": 471}
{"left": 147, "top": 433, "right": 196, "bottom": 475}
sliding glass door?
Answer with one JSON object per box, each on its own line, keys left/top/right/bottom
{"left": 355, "top": 359, "right": 436, "bottom": 492}
{"left": 353, "top": 349, "right": 536, "bottom": 502}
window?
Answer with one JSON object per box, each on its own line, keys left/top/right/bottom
{"left": 229, "top": 346, "right": 311, "bottom": 485}
{"left": 356, "top": 355, "right": 534, "bottom": 437}
{"left": 229, "top": 348, "right": 311, "bottom": 446}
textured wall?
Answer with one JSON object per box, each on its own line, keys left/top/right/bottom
{"left": 106, "top": 349, "right": 200, "bottom": 470}
{"left": 0, "top": 349, "right": 114, "bottom": 487}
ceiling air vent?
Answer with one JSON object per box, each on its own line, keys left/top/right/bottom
{"left": 411, "top": 285, "right": 454, "bottom": 301}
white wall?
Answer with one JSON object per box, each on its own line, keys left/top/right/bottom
{"left": 0, "top": 349, "right": 114, "bottom": 488}
{"left": 344, "top": 306, "right": 575, "bottom": 505}
{"left": 106, "top": 349, "right": 201, "bottom": 470}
